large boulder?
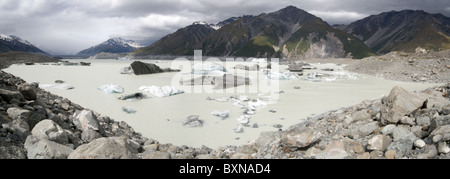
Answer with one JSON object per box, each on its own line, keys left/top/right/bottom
{"left": 18, "top": 83, "right": 37, "bottom": 101}
{"left": 282, "top": 127, "right": 321, "bottom": 148}
{"left": 0, "top": 89, "right": 25, "bottom": 103}
{"left": 381, "top": 86, "right": 428, "bottom": 125}
{"left": 68, "top": 137, "right": 138, "bottom": 159}
{"left": 314, "top": 140, "right": 349, "bottom": 159}
{"left": 1, "top": 116, "right": 31, "bottom": 141}
{"left": 31, "top": 119, "right": 68, "bottom": 144}
{"left": 130, "top": 61, "right": 179, "bottom": 75}
{"left": 72, "top": 110, "right": 101, "bottom": 132}
{"left": 387, "top": 126, "right": 417, "bottom": 158}
{"left": 367, "top": 134, "right": 392, "bottom": 151}
{"left": 7, "top": 107, "right": 46, "bottom": 130}
{"left": 24, "top": 135, "right": 74, "bottom": 159}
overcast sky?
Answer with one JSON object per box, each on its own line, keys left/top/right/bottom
{"left": 0, "top": 0, "right": 449, "bottom": 55}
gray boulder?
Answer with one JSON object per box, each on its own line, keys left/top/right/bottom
{"left": 367, "top": 134, "right": 392, "bottom": 151}
{"left": 1, "top": 117, "right": 31, "bottom": 141}
{"left": 81, "top": 128, "right": 102, "bottom": 143}
{"left": 24, "top": 135, "right": 74, "bottom": 159}
{"left": 18, "top": 83, "right": 37, "bottom": 100}
{"left": 72, "top": 110, "right": 101, "bottom": 132}
{"left": 429, "top": 125, "right": 450, "bottom": 142}
{"left": 31, "top": 119, "right": 68, "bottom": 144}
{"left": 351, "top": 121, "right": 379, "bottom": 139}
{"left": 282, "top": 127, "right": 321, "bottom": 148}
{"left": 182, "top": 115, "right": 203, "bottom": 128}
{"left": 130, "top": 61, "right": 179, "bottom": 75}
{"left": 0, "top": 89, "right": 25, "bottom": 103}
{"left": 314, "top": 140, "right": 349, "bottom": 159}
{"left": 351, "top": 110, "right": 372, "bottom": 122}
{"left": 68, "top": 137, "right": 138, "bottom": 159}
{"left": 381, "top": 86, "right": 428, "bottom": 124}
{"left": 255, "top": 131, "right": 282, "bottom": 149}
{"left": 142, "top": 151, "right": 171, "bottom": 159}
{"left": 387, "top": 126, "right": 417, "bottom": 158}
{"left": 7, "top": 107, "right": 30, "bottom": 121}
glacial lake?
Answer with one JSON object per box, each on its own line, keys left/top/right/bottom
{"left": 4, "top": 59, "right": 442, "bottom": 148}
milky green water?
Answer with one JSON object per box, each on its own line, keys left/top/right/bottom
{"left": 4, "top": 59, "right": 441, "bottom": 148}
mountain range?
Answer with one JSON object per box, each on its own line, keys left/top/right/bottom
{"left": 134, "top": 6, "right": 375, "bottom": 59}
{"left": 0, "top": 34, "right": 48, "bottom": 55}
{"left": 133, "top": 6, "right": 449, "bottom": 59}
{"left": 77, "top": 38, "right": 143, "bottom": 57}
{"left": 2, "top": 6, "right": 448, "bottom": 59}
{"left": 343, "top": 10, "right": 450, "bottom": 54}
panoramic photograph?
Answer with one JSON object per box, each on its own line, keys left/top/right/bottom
{"left": 0, "top": 0, "right": 449, "bottom": 163}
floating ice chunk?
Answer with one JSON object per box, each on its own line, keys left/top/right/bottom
{"left": 267, "top": 71, "right": 299, "bottom": 80}
{"left": 122, "top": 107, "right": 136, "bottom": 114}
{"left": 191, "top": 62, "right": 227, "bottom": 75}
{"left": 237, "top": 115, "right": 251, "bottom": 124}
{"left": 233, "top": 124, "right": 244, "bottom": 133}
{"left": 232, "top": 100, "right": 246, "bottom": 108}
{"left": 139, "top": 86, "right": 184, "bottom": 97}
{"left": 213, "top": 97, "right": 229, "bottom": 102}
{"left": 248, "top": 99, "right": 267, "bottom": 109}
{"left": 98, "top": 84, "right": 124, "bottom": 94}
{"left": 233, "top": 95, "right": 249, "bottom": 101}
{"left": 119, "top": 67, "right": 133, "bottom": 74}
{"left": 118, "top": 93, "right": 146, "bottom": 101}
{"left": 211, "top": 110, "right": 230, "bottom": 119}
{"left": 40, "top": 84, "right": 75, "bottom": 90}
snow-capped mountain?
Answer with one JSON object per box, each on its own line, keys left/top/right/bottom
{"left": 0, "top": 34, "right": 47, "bottom": 54}
{"left": 77, "top": 37, "right": 144, "bottom": 56}
{"left": 192, "top": 17, "right": 242, "bottom": 30}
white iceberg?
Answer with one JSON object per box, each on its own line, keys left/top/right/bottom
{"left": 40, "top": 84, "right": 75, "bottom": 90}
{"left": 139, "top": 86, "right": 184, "bottom": 97}
{"left": 122, "top": 107, "right": 136, "bottom": 114}
{"left": 233, "top": 124, "right": 244, "bottom": 133}
{"left": 211, "top": 110, "right": 230, "bottom": 119}
{"left": 267, "top": 71, "right": 299, "bottom": 80}
{"left": 191, "top": 62, "right": 227, "bottom": 76}
{"left": 237, "top": 115, "right": 251, "bottom": 124}
{"left": 248, "top": 99, "right": 267, "bottom": 109}
{"left": 98, "top": 84, "right": 125, "bottom": 94}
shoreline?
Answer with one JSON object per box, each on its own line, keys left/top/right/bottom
{"left": 1, "top": 56, "right": 450, "bottom": 159}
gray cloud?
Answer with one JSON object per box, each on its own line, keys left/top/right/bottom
{"left": 0, "top": 0, "right": 448, "bottom": 55}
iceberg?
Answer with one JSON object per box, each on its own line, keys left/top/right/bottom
{"left": 122, "top": 107, "right": 136, "bottom": 114}
{"left": 233, "top": 124, "right": 244, "bottom": 133}
{"left": 267, "top": 71, "right": 299, "bottom": 80}
{"left": 40, "top": 84, "right": 75, "bottom": 90}
{"left": 181, "top": 74, "right": 250, "bottom": 89}
{"left": 139, "top": 86, "right": 184, "bottom": 97}
{"left": 237, "top": 115, "right": 251, "bottom": 124}
{"left": 211, "top": 110, "right": 230, "bottom": 120}
{"left": 118, "top": 92, "right": 146, "bottom": 101}
{"left": 119, "top": 67, "right": 133, "bottom": 74}
{"left": 191, "top": 62, "right": 227, "bottom": 75}
{"left": 248, "top": 99, "right": 267, "bottom": 109}
{"left": 98, "top": 84, "right": 124, "bottom": 94}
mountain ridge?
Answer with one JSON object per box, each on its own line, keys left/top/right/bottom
{"left": 133, "top": 6, "right": 375, "bottom": 59}
{"left": 0, "top": 34, "right": 48, "bottom": 55}
{"left": 344, "top": 10, "right": 450, "bottom": 54}
{"left": 77, "top": 38, "right": 143, "bottom": 56}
